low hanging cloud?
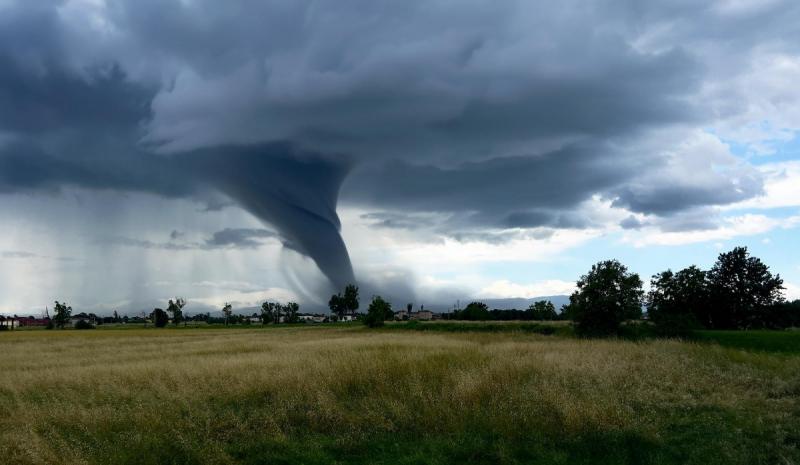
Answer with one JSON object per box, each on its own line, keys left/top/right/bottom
{"left": 104, "top": 228, "right": 278, "bottom": 251}
{"left": 0, "top": 0, "right": 799, "bottom": 296}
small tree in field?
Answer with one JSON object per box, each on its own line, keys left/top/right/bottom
{"left": 151, "top": 308, "right": 169, "bottom": 328}
{"left": 329, "top": 284, "right": 359, "bottom": 320}
{"left": 364, "top": 296, "right": 392, "bottom": 328}
{"left": 328, "top": 294, "right": 345, "bottom": 321}
{"left": 283, "top": 302, "right": 300, "bottom": 324}
{"left": 167, "top": 298, "right": 186, "bottom": 327}
{"left": 260, "top": 301, "right": 277, "bottom": 325}
{"left": 343, "top": 284, "right": 359, "bottom": 316}
{"left": 53, "top": 301, "right": 72, "bottom": 329}
{"left": 567, "top": 260, "right": 643, "bottom": 337}
{"left": 222, "top": 303, "right": 233, "bottom": 326}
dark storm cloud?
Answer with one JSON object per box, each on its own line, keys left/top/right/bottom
{"left": 0, "top": 0, "right": 796, "bottom": 292}
{"left": 343, "top": 144, "right": 637, "bottom": 227}
{"left": 360, "top": 212, "right": 437, "bottom": 231}
{"left": 206, "top": 228, "right": 277, "bottom": 248}
{"left": 611, "top": 178, "right": 763, "bottom": 215}
{"left": 620, "top": 216, "right": 645, "bottom": 230}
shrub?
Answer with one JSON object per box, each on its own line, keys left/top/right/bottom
{"left": 152, "top": 308, "right": 169, "bottom": 328}
{"left": 74, "top": 320, "right": 95, "bottom": 330}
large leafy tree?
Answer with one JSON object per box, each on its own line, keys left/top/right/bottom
{"left": 567, "top": 260, "right": 643, "bottom": 337}
{"left": 328, "top": 294, "right": 345, "bottom": 320}
{"left": 363, "top": 296, "right": 392, "bottom": 328}
{"left": 459, "top": 301, "right": 491, "bottom": 321}
{"left": 53, "top": 301, "right": 72, "bottom": 329}
{"left": 646, "top": 266, "right": 707, "bottom": 336}
{"left": 706, "top": 247, "right": 784, "bottom": 329}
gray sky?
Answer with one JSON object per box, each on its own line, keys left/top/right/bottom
{"left": 1, "top": 0, "right": 800, "bottom": 315}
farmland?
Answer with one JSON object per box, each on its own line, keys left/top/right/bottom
{"left": 1, "top": 324, "right": 798, "bottom": 465}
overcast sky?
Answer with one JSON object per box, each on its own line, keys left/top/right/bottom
{"left": 1, "top": 0, "right": 799, "bottom": 315}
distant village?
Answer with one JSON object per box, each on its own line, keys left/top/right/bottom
{"left": 0, "top": 306, "right": 439, "bottom": 329}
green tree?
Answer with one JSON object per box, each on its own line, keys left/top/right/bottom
{"left": 53, "top": 301, "right": 72, "bottom": 329}
{"left": 283, "top": 302, "right": 300, "bottom": 324}
{"left": 528, "top": 300, "right": 557, "bottom": 320}
{"left": 647, "top": 266, "right": 706, "bottom": 336}
{"left": 459, "top": 301, "right": 491, "bottom": 321}
{"left": 167, "top": 298, "right": 186, "bottom": 327}
{"left": 222, "top": 303, "right": 233, "bottom": 326}
{"left": 567, "top": 260, "right": 643, "bottom": 337}
{"left": 260, "top": 301, "right": 277, "bottom": 325}
{"left": 343, "top": 284, "right": 359, "bottom": 316}
{"left": 151, "top": 308, "right": 169, "bottom": 328}
{"left": 364, "top": 296, "right": 392, "bottom": 328}
{"left": 706, "top": 247, "right": 784, "bottom": 329}
{"left": 328, "top": 294, "right": 345, "bottom": 320}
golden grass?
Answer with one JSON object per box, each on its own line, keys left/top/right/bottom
{"left": 1, "top": 326, "right": 798, "bottom": 464}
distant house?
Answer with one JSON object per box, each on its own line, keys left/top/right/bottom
{"left": 17, "top": 316, "right": 50, "bottom": 327}
{"left": 297, "top": 314, "right": 327, "bottom": 323}
{"left": 69, "top": 312, "right": 97, "bottom": 327}
{"left": 410, "top": 311, "right": 434, "bottom": 321}
{"left": 394, "top": 310, "right": 410, "bottom": 321}
{"left": 248, "top": 316, "right": 261, "bottom": 324}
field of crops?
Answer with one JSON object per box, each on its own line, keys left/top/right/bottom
{"left": 1, "top": 324, "right": 798, "bottom": 464}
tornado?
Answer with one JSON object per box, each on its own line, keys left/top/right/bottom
{"left": 191, "top": 143, "right": 355, "bottom": 290}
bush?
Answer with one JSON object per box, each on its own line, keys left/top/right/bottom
{"left": 74, "top": 320, "right": 95, "bottom": 330}
{"left": 152, "top": 308, "right": 169, "bottom": 328}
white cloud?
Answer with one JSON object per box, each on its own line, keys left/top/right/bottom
{"left": 479, "top": 280, "right": 576, "bottom": 299}
{"left": 784, "top": 282, "right": 800, "bottom": 301}
{"left": 626, "top": 214, "right": 800, "bottom": 247}
{"left": 724, "top": 161, "right": 800, "bottom": 210}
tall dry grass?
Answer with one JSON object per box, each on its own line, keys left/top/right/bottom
{"left": 0, "top": 326, "right": 798, "bottom": 464}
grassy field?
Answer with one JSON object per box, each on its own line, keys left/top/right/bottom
{"left": 1, "top": 325, "right": 799, "bottom": 465}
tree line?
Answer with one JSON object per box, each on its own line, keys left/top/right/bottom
{"left": 25, "top": 246, "right": 799, "bottom": 336}
{"left": 429, "top": 246, "right": 797, "bottom": 337}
